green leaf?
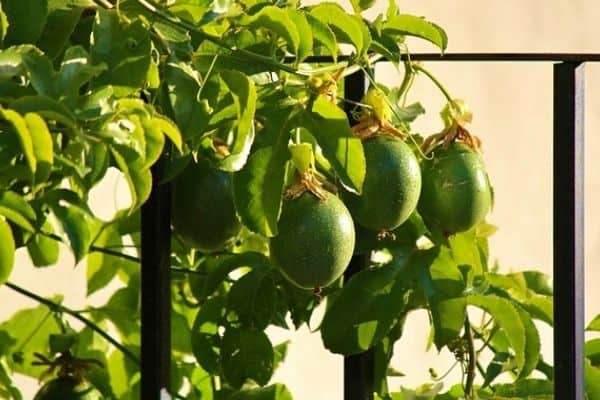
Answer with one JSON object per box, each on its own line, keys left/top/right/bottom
{"left": 0, "top": 6, "right": 8, "bottom": 48}
{"left": 191, "top": 297, "right": 226, "bottom": 374}
{"left": 241, "top": 6, "right": 300, "bottom": 56}
{"left": 507, "top": 270, "right": 553, "bottom": 296}
{"left": 320, "top": 246, "right": 414, "bottom": 355}
{"left": 3, "top": 0, "right": 49, "bottom": 46}
{"left": 515, "top": 305, "right": 541, "bottom": 379}
{"left": 21, "top": 51, "right": 56, "bottom": 97}
{"left": 153, "top": 116, "right": 183, "bottom": 154}
{"left": 430, "top": 298, "right": 466, "bottom": 350}
{"left": 448, "top": 230, "right": 484, "bottom": 281}
{"left": 311, "top": 3, "right": 366, "bottom": 56}
{"left": 0, "top": 218, "right": 15, "bottom": 285}
{"left": 586, "top": 338, "right": 600, "bottom": 366}
{"left": 221, "top": 328, "right": 274, "bottom": 388}
{"left": 494, "top": 379, "right": 554, "bottom": 397}
{"left": 52, "top": 204, "right": 94, "bottom": 264}
{"left": 306, "top": 14, "right": 338, "bottom": 61}
{"left": 110, "top": 147, "right": 152, "bottom": 213}
{"left": 37, "top": 6, "right": 83, "bottom": 60}
{"left": 26, "top": 220, "right": 59, "bottom": 267}
{"left": 232, "top": 142, "right": 289, "bottom": 237}
{"left": 164, "top": 60, "right": 211, "bottom": 140}
{"left": 87, "top": 225, "right": 135, "bottom": 295}
{"left": 218, "top": 70, "right": 257, "bottom": 172}
{"left": 383, "top": 15, "right": 447, "bottom": 52}
{"left": 0, "top": 191, "right": 36, "bottom": 232}
{"left": 90, "top": 9, "right": 152, "bottom": 95}
{"left": 0, "top": 301, "right": 62, "bottom": 378}
{"left": 588, "top": 314, "right": 600, "bottom": 331}
{"left": 24, "top": 112, "right": 53, "bottom": 184}
{"left": 228, "top": 268, "right": 277, "bottom": 330}
{"left": 228, "top": 384, "right": 293, "bottom": 400}
{"left": 428, "top": 246, "right": 465, "bottom": 298}
{"left": 586, "top": 359, "right": 600, "bottom": 400}
{"left": 0, "top": 107, "right": 36, "bottom": 175}
{"left": 189, "top": 252, "right": 271, "bottom": 302}
{"left": 10, "top": 95, "right": 77, "bottom": 128}
{"left": 483, "top": 352, "right": 511, "bottom": 387}
{"left": 299, "top": 96, "right": 365, "bottom": 194}
{"left": 56, "top": 46, "right": 107, "bottom": 100}
{"left": 49, "top": 332, "right": 78, "bottom": 354}
{"left": 287, "top": 10, "right": 313, "bottom": 62}
{"left": 139, "top": 116, "right": 165, "bottom": 170}
{"left": 0, "top": 45, "right": 39, "bottom": 79}
{"left": 350, "top": 0, "right": 376, "bottom": 13}
{"left": 467, "top": 294, "right": 526, "bottom": 376}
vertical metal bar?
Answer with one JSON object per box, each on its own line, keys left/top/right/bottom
{"left": 343, "top": 70, "right": 374, "bottom": 400}
{"left": 141, "top": 158, "right": 172, "bottom": 399}
{"left": 553, "top": 62, "right": 585, "bottom": 400}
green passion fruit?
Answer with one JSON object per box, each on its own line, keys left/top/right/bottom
{"left": 418, "top": 143, "right": 492, "bottom": 234}
{"left": 172, "top": 159, "right": 242, "bottom": 252}
{"left": 269, "top": 191, "right": 355, "bottom": 289}
{"left": 34, "top": 377, "right": 103, "bottom": 400}
{"left": 343, "top": 136, "right": 421, "bottom": 231}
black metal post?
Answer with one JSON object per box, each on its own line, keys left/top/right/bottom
{"left": 553, "top": 62, "right": 585, "bottom": 400}
{"left": 141, "top": 158, "right": 172, "bottom": 399}
{"left": 343, "top": 70, "right": 374, "bottom": 400}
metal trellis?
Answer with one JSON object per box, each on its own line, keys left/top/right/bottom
{"left": 141, "top": 53, "right": 596, "bottom": 400}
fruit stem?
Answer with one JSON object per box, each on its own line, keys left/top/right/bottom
{"left": 396, "top": 60, "right": 416, "bottom": 104}
{"left": 464, "top": 316, "right": 476, "bottom": 399}
{"left": 412, "top": 64, "right": 456, "bottom": 107}
{"left": 5, "top": 282, "right": 141, "bottom": 367}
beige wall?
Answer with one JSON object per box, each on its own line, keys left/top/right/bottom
{"left": 1, "top": 1, "right": 599, "bottom": 398}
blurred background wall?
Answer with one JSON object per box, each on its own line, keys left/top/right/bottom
{"left": 1, "top": 1, "right": 599, "bottom": 398}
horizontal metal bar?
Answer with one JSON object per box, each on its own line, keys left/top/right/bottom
{"left": 298, "top": 53, "right": 600, "bottom": 64}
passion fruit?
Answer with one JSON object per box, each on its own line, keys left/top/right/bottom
{"left": 418, "top": 143, "right": 492, "bottom": 234}
{"left": 343, "top": 136, "right": 421, "bottom": 231}
{"left": 269, "top": 191, "right": 355, "bottom": 289}
{"left": 34, "top": 377, "right": 103, "bottom": 400}
{"left": 172, "top": 159, "right": 242, "bottom": 252}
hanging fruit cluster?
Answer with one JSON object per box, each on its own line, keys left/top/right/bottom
{"left": 172, "top": 82, "right": 493, "bottom": 292}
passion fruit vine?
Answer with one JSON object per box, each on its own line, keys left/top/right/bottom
{"left": 34, "top": 376, "right": 103, "bottom": 400}
{"left": 172, "top": 159, "right": 242, "bottom": 252}
{"left": 343, "top": 135, "right": 421, "bottom": 232}
{"left": 418, "top": 142, "right": 492, "bottom": 234}
{"left": 269, "top": 190, "right": 355, "bottom": 290}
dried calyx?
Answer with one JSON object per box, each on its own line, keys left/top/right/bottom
{"left": 421, "top": 99, "right": 481, "bottom": 155}
{"left": 351, "top": 88, "right": 407, "bottom": 140}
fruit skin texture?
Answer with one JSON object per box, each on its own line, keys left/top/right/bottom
{"left": 343, "top": 136, "right": 421, "bottom": 231}
{"left": 172, "top": 159, "right": 242, "bottom": 252}
{"left": 418, "top": 143, "right": 492, "bottom": 234}
{"left": 34, "top": 377, "right": 103, "bottom": 400}
{"left": 269, "top": 191, "right": 355, "bottom": 289}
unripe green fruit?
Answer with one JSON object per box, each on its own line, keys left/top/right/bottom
{"left": 0, "top": 218, "right": 15, "bottom": 285}
{"left": 418, "top": 143, "right": 492, "bottom": 234}
{"left": 344, "top": 136, "right": 421, "bottom": 231}
{"left": 270, "top": 191, "right": 355, "bottom": 289}
{"left": 172, "top": 159, "right": 242, "bottom": 252}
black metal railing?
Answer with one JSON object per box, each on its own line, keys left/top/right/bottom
{"left": 141, "top": 53, "right": 596, "bottom": 400}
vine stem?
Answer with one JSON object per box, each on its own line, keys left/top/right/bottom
{"left": 40, "top": 231, "right": 140, "bottom": 264}
{"left": 412, "top": 63, "right": 455, "bottom": 105}
{"left": 134, "top": 0, "right": 299, "bottom": 74}
{"left": 5, "top": 282, "right": 141, "bottom": 367}
{"left": 464, "top": 316, "right": 476, "bottom": 399}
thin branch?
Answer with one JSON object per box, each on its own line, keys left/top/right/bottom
{"left": 5, "top": 282, "right": 140, "bottom": 367}
{"left": 39, "top": 231, "right": 140, "bottom": 264}
{"left": 464, "top": 317, "right": 476, "bottom": 399}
